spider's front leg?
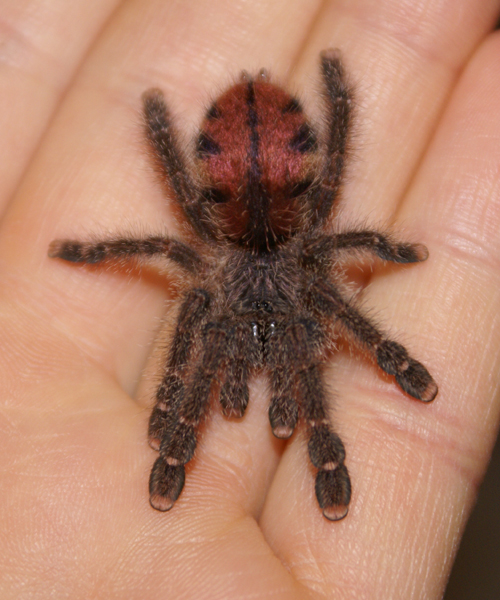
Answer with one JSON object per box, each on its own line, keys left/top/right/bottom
{"left": 148, "top": 288, "right": 211, "bottom": 451}
{"left": 149, "top": 318, "right": 231, "bottom": 511}
{"left": 298, "top": 364, "right": 352, "bottom": 521}
{"left": 310, "top": 278, "right": 438, "bottom": 402}
{"left": 267, "top": 318, "right": 351, "bottom": 520}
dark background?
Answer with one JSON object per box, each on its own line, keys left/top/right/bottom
{"left": 443, "top": 432, "right": 500, "bottom": 598}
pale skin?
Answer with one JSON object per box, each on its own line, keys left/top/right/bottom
{"left": 0, "top": 0, "right": 499, "bottom": 598}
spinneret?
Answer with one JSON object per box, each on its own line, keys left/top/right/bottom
{"left": 50, "top": 50, "right": 437, "bottom": 520}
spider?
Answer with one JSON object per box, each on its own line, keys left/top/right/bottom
{"left": 49, "top": 49, "right": 437, "bottom": 521}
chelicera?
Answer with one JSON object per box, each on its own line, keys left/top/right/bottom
{"left": 49, "top": 50, "right": 437, "bottom": 520}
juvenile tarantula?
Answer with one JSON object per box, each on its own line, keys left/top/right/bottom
{"left": 49, "top": 50, "right": 437, "bottom": 521}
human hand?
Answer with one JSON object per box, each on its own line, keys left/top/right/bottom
{"left": 0, "top": 1, "right": 499, "bottom": 598}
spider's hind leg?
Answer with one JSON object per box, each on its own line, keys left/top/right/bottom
{"left": 148, "top": 288, "right": 211, "bottom": 451}
{"left": 142, "top": 89, "right": 215, "bottom": 242}
{"left": 311, "top": 50, "right": 352, "bottom": 225}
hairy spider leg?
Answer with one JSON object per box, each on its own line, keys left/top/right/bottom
{"left": 312, "top": 49, "right": 352, "bottom": 225}
{"left": 142, "top": 89, "right": 216, "bottom": 242}
{"left": 48, "top": 234, "right": 210, "bottom": 513}
{"left": 268, "top": 366, "right": 299, "bottom": 439}
{"left": 334, "top": 231, "right": 429, "bottom": 263}
{"left": 266, "top": 318, "right": 320, "bottom": 440}
{"left": 148, "top": 288, "right": 211, "bottom": 450}
{"left": 219, "top": 321, "right": 259, "bottom": 418}
{"left": 267, "top": 317, "right": 351, "bottom": 519}
{"left": 149, "top": 457, "right": 186, "bottom": 512}
{"left": 299, "top": 232, "right": 429, "bottom": 270}
{"left": 310, "top": 278, "right": 438, "bottom": 402}
{"left": 150, "top": 320, "right": 231, "bottom": 509}
{"left": 297, "top": 364, "right": 351, "bottom": 521}
{"left": 160, "top": 320, "right": 230, "bottom": 463}
{"left": 48, "top": 236, "right": 202, "bottom": 274}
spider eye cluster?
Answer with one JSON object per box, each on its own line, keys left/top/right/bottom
{"left": 195, "top": 78, "right": 318, "bottom": 250}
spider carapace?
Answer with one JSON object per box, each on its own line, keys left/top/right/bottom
{"left": 49, "top": 50, "right": 437, "bottom": 521}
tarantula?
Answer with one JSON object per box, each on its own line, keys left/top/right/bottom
{"left": 49, "top": 50, "right": 437, "bottom": 521}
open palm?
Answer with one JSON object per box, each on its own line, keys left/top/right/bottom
{"left": 1, "top": 1, "right": 499, "bottom": 598}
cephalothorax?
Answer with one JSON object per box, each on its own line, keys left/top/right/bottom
{"left": 49, "top": 50, "right": 437, "bottom": 520}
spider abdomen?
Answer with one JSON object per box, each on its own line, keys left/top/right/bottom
{"left": 197, "top": 79, "right": 319, "bottom": 250}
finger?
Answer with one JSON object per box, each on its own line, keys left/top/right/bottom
{"left": 260, "top": 30, "right": 500, "bottom": 600}
{"left": 0, "top": 0, "right": 122, "bottom": 212}
{"left": 293, "top": 0, "right": 500, "bottom": 221}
